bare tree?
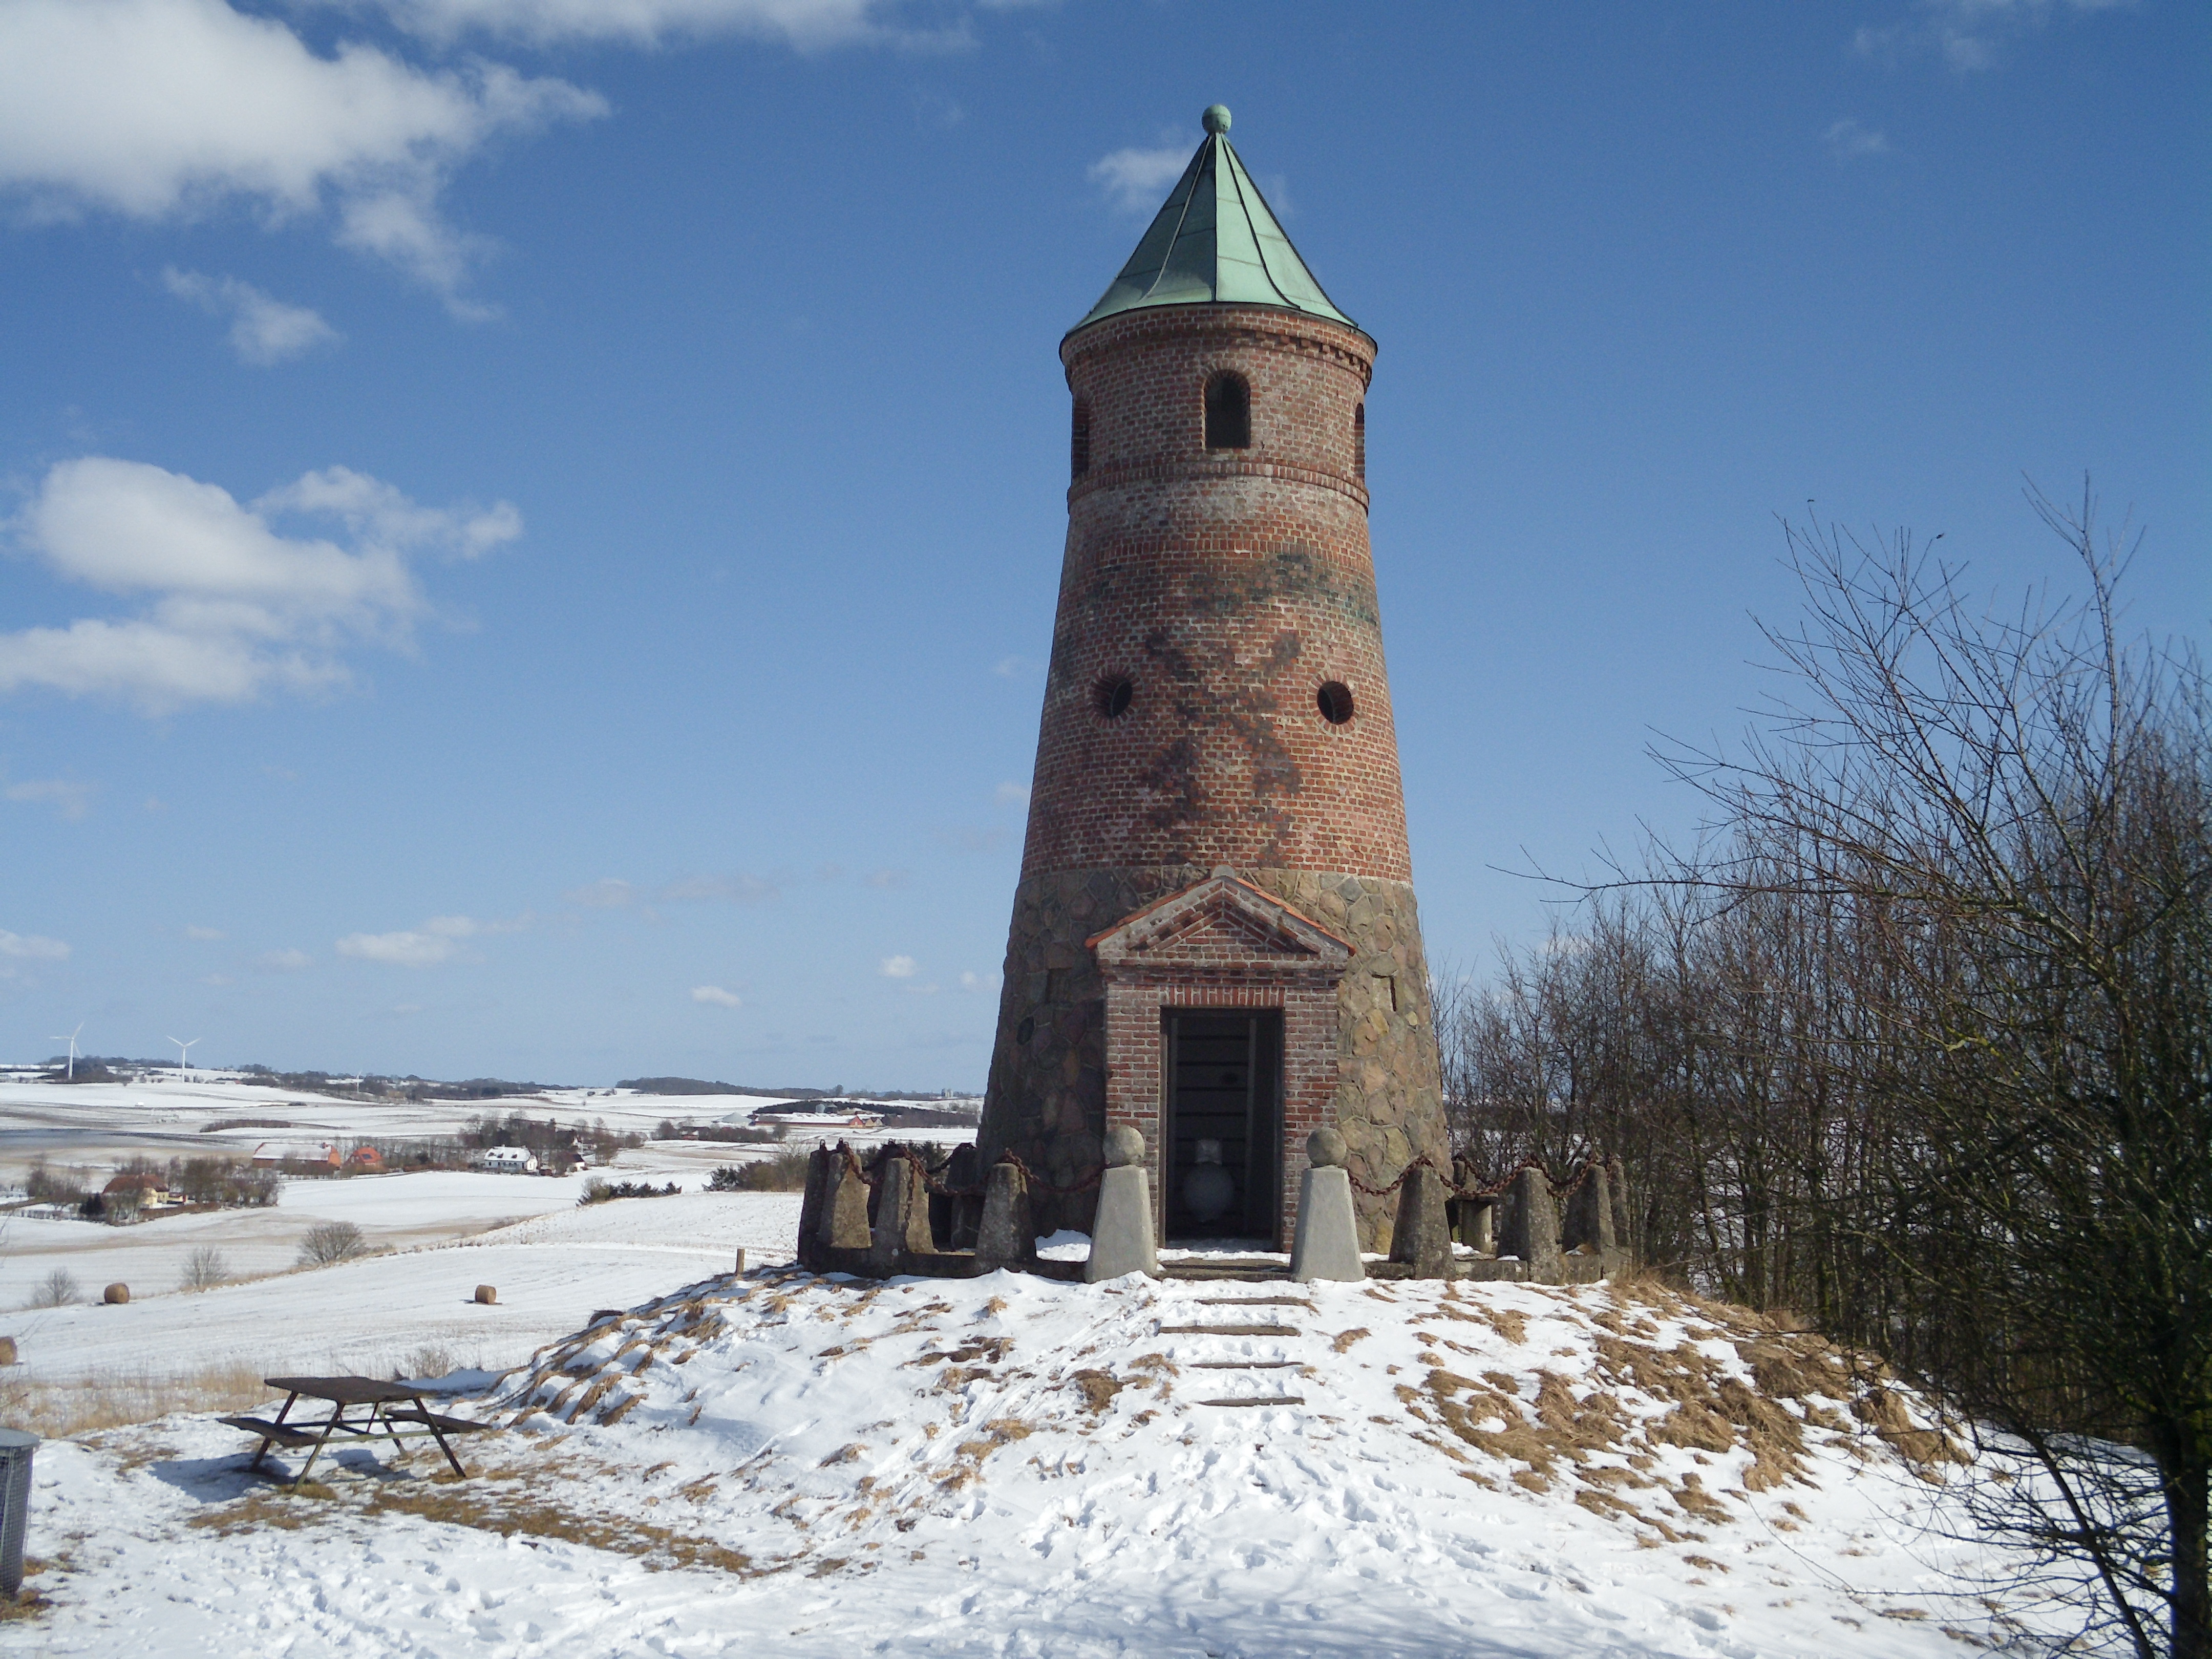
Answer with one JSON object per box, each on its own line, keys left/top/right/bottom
{"left": 1642, "top": 482, "right": 2211, "bottom": 1656}
{"left": 295, "top": 1220, "right": 367, "bottom": 1266}
{"left": 179, "top": 1246, "right": 230, "bottom": 1290}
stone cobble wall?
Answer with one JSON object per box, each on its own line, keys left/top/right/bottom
{"left": 979, "top": 865, "right": 1446, "bottom": 1247}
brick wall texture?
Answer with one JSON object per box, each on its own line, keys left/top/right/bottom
{"left": 977, "top": 303, "right": 1447, "bottom": 1249}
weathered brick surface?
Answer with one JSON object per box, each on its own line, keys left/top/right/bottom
{"left": 979, "top": 302, "right": 1445, "bottom": 1249}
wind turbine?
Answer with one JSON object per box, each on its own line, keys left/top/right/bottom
{"left": 167, "top": 1036, "right": 200, "bottom": 1082}
{"left": 48, "top": 1023, "right": 83, "bottom": 1080}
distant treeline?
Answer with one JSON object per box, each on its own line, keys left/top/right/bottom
{"left": 617, "top": 1076, "right": 825, "bottom": 1097}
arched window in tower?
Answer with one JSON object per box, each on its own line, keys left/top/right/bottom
{"left": 1203, "top": 372, "right": 1250, "bottom": 451}
{"left": 1070, "top": 397, "right": 1091, "bottom": 479}
{"left": 1353, "top": 402, "right": 1366, "bottom": 483}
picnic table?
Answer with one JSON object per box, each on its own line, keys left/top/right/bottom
{"left": 221, "top": 1376, "right": 493, "bottom": 1484}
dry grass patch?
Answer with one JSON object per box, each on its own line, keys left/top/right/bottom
{"left": 1853, "top": 1386, "right": 1969, "bottom": 1465}
{"left": 1331, "top": 1327, "right": 1372, "bottom": 1353}
{"left": 1460, "top": 1299, "right": 1529, "bottom": 1345}
{"left": 941, "top": 1417, "right": 1035, "bottom": 1488}
{"left": 0, "top": 1363, "right": 279, "bottom": 1439}
{"left": 364, "top": 1478, "right": 760, "bottom": 1575}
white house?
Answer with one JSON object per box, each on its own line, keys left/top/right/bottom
{"left": 475, "top": 1146, "right": 539, "bottom": 1174}
{"left": 250, "top": 1141, "right": 341, "bottom": 1170}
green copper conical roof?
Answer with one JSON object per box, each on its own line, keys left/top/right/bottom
{"left": 1071, "top": 105, "right": 1360, "bottom": 337}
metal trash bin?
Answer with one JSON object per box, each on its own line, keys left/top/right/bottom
{"left": 0, "top": 1429, "right": 35, "bottom": 1598}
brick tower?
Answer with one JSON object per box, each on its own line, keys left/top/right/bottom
{"left": 979, "top": 105, "right": 1445, "bottom": 1250}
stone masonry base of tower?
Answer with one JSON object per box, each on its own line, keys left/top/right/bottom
{"left": 977, "top": 863, "right": 1448, "bottom": 1250}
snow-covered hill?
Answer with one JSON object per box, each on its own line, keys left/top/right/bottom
{"left": 6, "top": 1269, "right": 2079, "bottom": 1656}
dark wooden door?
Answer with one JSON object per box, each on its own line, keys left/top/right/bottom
{"left": 1163, "top": 1010, "right": 1282, "bottom": 1242}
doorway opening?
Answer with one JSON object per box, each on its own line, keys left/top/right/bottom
{"left": 1162, "top": 1009, "right": 1282, "bottom": 1243}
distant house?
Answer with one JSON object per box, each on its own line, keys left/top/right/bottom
{"left": 475, "top": 1146, "right": 539, "bottom": 1175}
{"left": 347, "top": 1145, "right": 385, "bottom": 1172}
{"left": 101, "top": 1173, "right": 174, "bottom": 1213}
{"left": 250, "top": 1142, "right": 342, "bottom": 1170}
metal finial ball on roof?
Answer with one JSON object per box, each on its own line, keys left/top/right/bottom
{"left": 1202, "top": 104, "right": 1231, "bottom": 136}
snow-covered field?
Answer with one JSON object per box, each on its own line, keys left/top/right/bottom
{"left": 2, "top": 1193, "right": 804, "bottom": 1385}
{"left": 8, "top": 1269, "right": 2083, "bottom": 1657}
{"left": 0, "top": 1075, "right": 970, "bottom": 1320}
{"left": 0, "top": 1074, "right": 973, "bottom": 1165}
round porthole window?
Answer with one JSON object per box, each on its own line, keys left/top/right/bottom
{"left": 1316, "top": 680, "right": 1355, "bottom": 725}
{"left": 1093, "top": 673, "right": 1134, "bottom": 720}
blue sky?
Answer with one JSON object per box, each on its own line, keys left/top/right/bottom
{"left": 1, "top": 0, "right": 2204, "bottom": 1087}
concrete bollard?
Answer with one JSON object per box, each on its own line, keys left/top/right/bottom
{"left": 1388, "top": 1162, "right": 1460, "bottom": 1280}
{"left": 103, "top": 1283, "right": 129, "bottom": 1305}
{"left": 1463, "top": 1199, "right": 1495, "bottom": 1256}
{"left": 1500, "top": 1166, "right": 1564, "bottom": 1281}
{"left": 973, "top": 1160, "right": 1035, "bottom": 1272}
{"left": 732, "top": 1247, "right": 747, "bottom": 1276}
{"left": 868, "top": 1153, "right": 935, "bottom": 1273}
{"left": 474, "top": 1284, "right": 497, "bottom": 1305}
{"left": 796, "top": 1145, "right": 831, "bottom": 1270}
{"left": 1564, "top": 1161, "right": 1616, "bottom": 1255}
{"left": 1290, "top": 1128, "right": 1364, "bottom": 1283}
{"left": 1084, "top": 1126, "right": 1157, "bottom": 1283}
{"left": 942, "top": 1143, "right": 983, "bottom": 1251}
{"left": 822, "top": 1143, "right": 873, "bottom": 1251}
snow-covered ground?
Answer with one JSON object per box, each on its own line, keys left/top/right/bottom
{"left": 0, "top": 1081, "right": 2093, "bottom": 1654}
{"left": 7, "top": 1268, "right": 2083, "bottom": 1657}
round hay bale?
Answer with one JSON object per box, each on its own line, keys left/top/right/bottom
{"left": 0, "top": 1336, "right": 17, "bottom": 1366}
{"left": 474, "top": 1284, "right": 497, "bottom": 1305}
{"left": 103, "top": 1283, "right": 130, "bottom": 1305}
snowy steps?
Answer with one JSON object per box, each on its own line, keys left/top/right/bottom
{"left": 1155, "top": 1294, "right": 1313, "bottom": 1410}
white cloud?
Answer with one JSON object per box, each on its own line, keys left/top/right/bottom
{"left": 335, "top": 910, "right": 524, "bottom": 965}
{"left": 185, "top": 924, "right": 226, "bottom": 941}
{"left": 337, "top": 928, "right": 455, "bottom": 966}
{"left": 0, "top": 0, "right": 604, "bottom": 308}
{"left": 993, "top": 780, "right": 1030, "bottom": 806}
{"left": 163, "top": 268, "right": 342, "bottom": 364}
{"left": 1823, "top": 118, "right": 1891, "bottom": 158}
{"left": 1088, "top": 142, "right": 1189, "bottom": 214}
{"left": 660, "top": 873, "right": 778, "bottom": 904}
{"left": 1857, "top": 0, "right": 2132, "bottom": 73}
{"left": 260, "top": 947, "right": 314, "bottom": 970}
{"left": 5, "top": 778, "right": 94, "bottom": 819}
{"left": 879, "top": 953, "right": 917, "bottom": 979}
{"left": 691, "top": 984, "right": 742, "bottom": 1008}
{"left": 958, "top": 970, "right": 997, "bottom": 992}
{"left": 0, "top": 930, "right": 70, "bottom": 960}
{"left": 0, "top": 455, "right": 520, "bottom": 713}
{"left": 566, "top": 877, "right": 636, "bottom": 907}
{"left": 347, "top": 0, "right": 890, "bottom": 48}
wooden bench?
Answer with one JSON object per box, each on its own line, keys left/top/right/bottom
{"left": 218, "top": 1415, "right": 321, "bottom": 1449}
{"left": 228, "top": 1376, "right": 495, "bottom": 1482}
{"left": 384, "top": 1407, "right": 496, "bottom": 1438}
